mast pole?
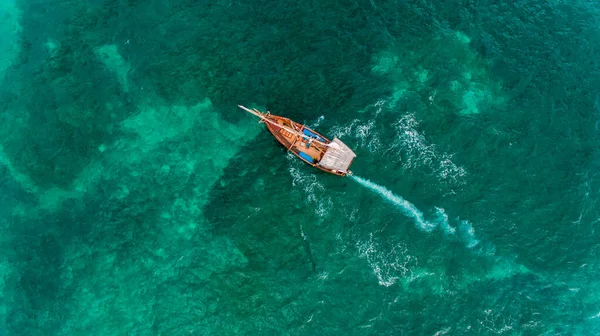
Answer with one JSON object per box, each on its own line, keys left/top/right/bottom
{"left": 238, "top": 105, "right": 331, "bottom": 146}
{"left": 238, "top": 105, "right": 266, "bottom": 120}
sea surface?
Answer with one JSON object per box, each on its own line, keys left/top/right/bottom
{"left": 1, "top": 0, "right": 600, "bottom": 335}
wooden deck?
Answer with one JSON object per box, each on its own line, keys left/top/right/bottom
{"left": 267, "top": 117, "right": 326, "bottom": 163}
{"left": 290, "top": 138, "right": 325, "bottom": 161}
{"left": 268, "top": 118, "right": 295, "bottom": 148}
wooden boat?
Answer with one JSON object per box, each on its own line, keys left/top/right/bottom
{"left": 239, "top": 105, "right": 356, "bottom": 176}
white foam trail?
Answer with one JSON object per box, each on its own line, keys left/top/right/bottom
{"left": 459, "top": 220, "right": 480, "bottom": 248}
{"left": 435, "top": 207, "right": 456, "bottom": 235}
{"left": 351, "top": 176, "right": 435, "bottom": 232}
{"left": 351, "top": 176, "right": 483, "bottom": 249}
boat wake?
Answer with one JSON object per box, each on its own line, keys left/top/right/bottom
{"left": 288, "top": 156, "right": 333, "bottom": 217}
{"left": 356, "top": 232, "right": 419, "bottom": 287}
{"left": 351, "top": 175, "right": 436, "bottom": 232}
{"left": 350, "top": 175, "right": 480, "bottom": 249}
{"left": 330, "top": 102, "right": 466, "bottom": 189}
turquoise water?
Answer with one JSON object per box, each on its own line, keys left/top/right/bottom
{"left": 2, "top": 0, "right": 600, "bottom": 334}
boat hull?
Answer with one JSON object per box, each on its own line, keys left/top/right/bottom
{"left": 264, "top": 116, "right": 350, "bottom": 176}
{"left": 239, "top": 105, "right": 355, "bottom": 176}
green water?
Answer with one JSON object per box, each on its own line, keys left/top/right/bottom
{"left": 1, "top": 0, "right": 600, "bottom": 334}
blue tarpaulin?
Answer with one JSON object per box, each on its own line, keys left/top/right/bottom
{"left": 302, "top": 129, "right": 326, "bottom": 142}
{"left": 298, "top": 151, "right": 314, "bottom": 163}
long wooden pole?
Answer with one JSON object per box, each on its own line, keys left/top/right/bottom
{"left": 238, "top": 105, "right": 330, "bottom": 146}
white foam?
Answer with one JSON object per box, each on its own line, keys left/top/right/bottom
{"left": 334, "top": 107, "right": 466, "bottom": 186}
{"left": 391, "top": 114, "right": 466, "bottom": 185}
{"left": 435, "top": 207, "right": 456, "bottom": 235}
{"left": 459, "top": 220, "right": 480, "bottom": 248}
{"left": 288, "top": 156, "right": 332, "bottom": 217}
{"left": 433, "top": 327, "right": 452, "bottom": 336}
{"left": 351, "top": 176, "right": 484, "bottom": 250}
{"left": 334, "top": 100, "right": 474, "bottom": 175}
{"left": 310, "top": 115, "right": 325, "bottom": 128}
{"left": 330, "top": 118, "right": 381, "bottom": 153}
{"left": 479, "top": 309, "right": 516, "bottom": 334}
{"left": 374, "top": 99, "right": 386, "bottom": 116}
{"left": 356, "top": 233, "right": 417, "bottom": 287}
{"left": 351, "top": 176, "right": 435, "bottom": 232}
{"left": 356, "top": 119, "right": 380, "bottom": 152}
{"left": 330, "top": 119, "right": 359, "bottom": 139}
